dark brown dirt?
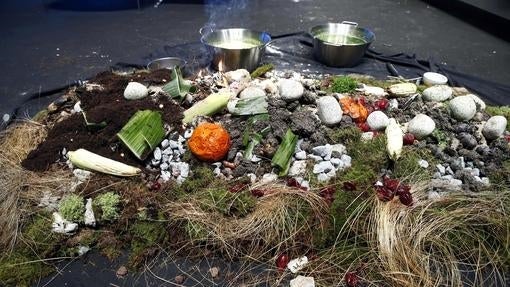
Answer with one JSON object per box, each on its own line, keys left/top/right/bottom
{"left": 22, "top": 71, "right": 184, "bottom": 172}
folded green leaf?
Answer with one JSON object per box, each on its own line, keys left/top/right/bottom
{"left": 244, "top": 126, "right": 271, "bottom": 160}
{"left": 82, "top": 112, "right": 107, "bottom": 131}
{"left": 228, "top": 96, "right": 268, "bottom": 116}
{"left": 117, "top": 110, "right": 165, "bottom": 160}
{"left": 271, "top": 129, "right": 298, "bottom": 176}
{"left": 242, "top": 114, "right": 270, "bottom": 146}
{"left": 162, "top": 67, "right": 197, "bottom": 100}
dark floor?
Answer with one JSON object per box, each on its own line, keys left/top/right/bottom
{"left": 0, "top": 0, "right": 509, "bottom": 121}
{"left": 0, "top": 0, "right": 509, "bottom": 285}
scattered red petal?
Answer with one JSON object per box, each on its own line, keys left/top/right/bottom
{"left": 345, "top": 271, "right": 359, "bottom": 287}
{"left": 287, "top": 178, "right": 301, "bottom": 188}
{"left": 376, "top": 186, "right": 394, "bottom": 202}
{"left": 357, "top": 122, "right": 370, "bottom": 132}
{"left": 374, "top": 99, "right": 389, "bottom": 110}
{"left": 343, "top": 181, "right": 357, "bottom": 191}
{"left": 358, "top": 96, "right": 367, "bottom": 106}
{"left": 250, "top": 189, "right": 265, "bottom": 197}
{"left": 505, "top": 135, "right": 510, "bottom": 142}
{"left": 383, "top": 177, "right": 400, "bottom": 192}
{"left": 398, "top": 190, "right": 413, "bottom": 206}
{"left": 396, "top": 184, "right": 411, "bottom": 196}
{"left": 403, "top": 133, "right": 416, "bottom": 145}
{"left": 320, "top": 186, "right": 337, "bottom": 205}
{"left": 229, "top": 183, "right": 247, "bottom": 193}
{"left": 276, "top": 254, "right": 290, "bottom": 271}
{"left": 149, "top": 181, "right": 161, "bottom": 191}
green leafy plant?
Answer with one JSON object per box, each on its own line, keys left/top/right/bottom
{"left": 162, "top": 67, "right": 197, "bottom": 100}
{"left": 59, "top": 194, "right": 85, "bottom": 222}
{"left": 96, "top": 192, "right": 121, "bottom": 221}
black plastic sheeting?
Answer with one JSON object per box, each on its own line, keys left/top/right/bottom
{"left": 5, "top": 32, "right": 510, "bottom": 129}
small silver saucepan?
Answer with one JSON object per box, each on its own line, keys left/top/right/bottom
{"left": 309, "top": 21, "right": 375, "bottom": 67}
{"left": 147, "top": 57, "right": 186, "bottom": 72}
{"left": 200, "top": 27, "right": 272, "bottom": 72}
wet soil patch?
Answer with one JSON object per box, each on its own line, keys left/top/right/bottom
{"left": 22, "top": 71, "right": 184, "bottom": 172}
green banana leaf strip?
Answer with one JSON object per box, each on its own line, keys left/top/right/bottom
{"left": 162, "top": 67, "right": 197, "bottom": 100}
{"left": 82, "top": 112, "right": 107, "bottom": 132}
{"left": 244, "top": 126, "right": 271, "bottom": 160}
{"left": 117, "top": 110, "right": 165, "bottom": 160}
{"left": 230, "top": 96, "right": 268, "bottom": 116}
{"left": 242, "top": 114, "right": 270, "bottom": 146}
{"left": 271, "top": 129, "right": 298, "bottom": 176}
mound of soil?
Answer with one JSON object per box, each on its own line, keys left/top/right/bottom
{"left": 22, "top": 71, "right": 184, "bottom": 172}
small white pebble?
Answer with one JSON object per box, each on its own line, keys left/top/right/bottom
{"left": 418, "top": 159, "right": 429, "bottom": 168}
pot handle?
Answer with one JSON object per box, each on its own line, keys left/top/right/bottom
{"left": 341, "top": 21, "right": 358, "bottom": 27}
{"left": 199, "top": 26, "right": 214, "bottom": 36}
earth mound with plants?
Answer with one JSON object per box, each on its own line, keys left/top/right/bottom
{"left": 1, "top": 65, "right": 510, "bottom": 286}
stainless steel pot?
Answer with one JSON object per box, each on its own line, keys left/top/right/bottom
{"left": 200, "top": 27, "right": 271, "bottom": 72}
{"left": 310, "top": 21, "right": 375, "bottom": 67}
{"left": 147, "top": 57, "right": 186, "bottom": 71}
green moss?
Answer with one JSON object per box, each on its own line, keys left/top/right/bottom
{"left": 431, "top": 129, "right": 450, "bottom": 149}
{"left": 95, "top": 192, "right": 121, "bottom": 221}
{"left": 59, "top": 194, "right": 85, "bottom": 223}
{"left": 174, "top": 165, "right": 217, "bottom": 196}
{"left": 330, "top": 76, "right": 358, "bottom": 93}
{"left": 392, "top": 147, "right": 437, "bottom": 182}
{"left": 354, "top": 76, "right": 392, "bottom": 89}
{"left": 325, "top": 126, "right": 361, "bottom": 145}
{"left": 32, "top": 109, "right": 49, "bottom": 123}
{"left": 0, "top": 214, "right": 64, "bottom": 286}
{"left": 486, "top": 106, "right": 510, "bottom": 130}
{"left": 129, "top": 221, "right": 168, "bottom": 264}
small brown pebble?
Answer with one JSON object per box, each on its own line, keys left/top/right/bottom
{"left": 222, "top": 161, "right": 236, "bottom": 169}
{"left": 209, "top": 266, "right": 220, "bottom": 278}
{"left": 116, "top": 265, "right": 128, "bottom": 277}
{"left": 174, "top": 275, "right": 185, "bottom": 284}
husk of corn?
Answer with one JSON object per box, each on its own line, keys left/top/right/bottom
{"left": 68, "top": 149, "right": 141, "bottom": 176}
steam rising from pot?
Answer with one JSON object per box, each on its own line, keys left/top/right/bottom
{"left": 204, "top": 0, "right": 249, "bottom": 30}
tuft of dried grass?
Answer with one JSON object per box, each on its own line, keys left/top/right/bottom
{"left": 166, "top": 184, "right": 328, "bottom": 258}
{"left": 0, "top": 121, "right": 75, "bottom": 249}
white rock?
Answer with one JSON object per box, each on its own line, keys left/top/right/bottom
{"left": 330, "top": 144, "right": 346, "bottom": 157}
{"left": 418, "top": 159, "right": 429, "bottom": 168}
{"left": 340, "top": 154, "right": 352, "bottom": 167}
{"left": 295, "top": 150, "right": 307, "bottom": 160}
{"left": 184, "top": 129, "right": 193, "bottom": 139}
{"left": 300, "top": 180, "right": 310, "bottom": 190}
{"left": 259, "top": 79, "right": 278, "bottom": 94}
{"left": 367, "top": 111, "right": 389, "bottom": 131}
{"left": 73, "top": 101, "right": 82, "bottom": 113}
{"left": 388, "top": 99, "right": 399, "bottom": 110}
{"left": 290, "top": 276, "right": 315, "bottom": 287}
{"left": 77, "top": 245, "right": 90, "bottom": 256}
{"left": 52, "top": 212, "right": 78, "bottom": 234}
{"left": 360, "top": 85, "right": 386, "bottom": 97}
{"left": 160, "top": 170, "right": 171, "bottom": 182}
{"left": 317, "top": 173, "right": 331, "bottom": 182}
{"left": 153, "top": 148, "right": 162, "bottom": 160}
{"left": 317, "top": 96, "right": 342, "bottom": 126}
{"left": 330, "top": 157, "right": 342, "bottom": 166}
{"left": 481, "top": 177, "right": 490, "bottom": 185}
{"left": 482, "top": 116, "right": 507, "bottom": 140}
{"left": 287, "top": 256, "right": 309, "bottom": 273}
{"left": 408, "top": 114, "right": 436, "bottom": 139}
{"left": 449, "top": 96, "right": 477, "bottom": 121}
{"left": 123, "top": 82, "right": 148, "bottom": 100}
{"left": 423, "top": 72, "right": 448, "bottom": 86}
{"left": 313, "top": 161, "right": 335, "bottom": 174}
{"left": 428, "top": 191, "right": 441, "bottom": 200}
{"left": 160, "top": 162, "right": 169, "bottom": 170}
{"left": 38, "top": 191, "right": 60, "bottom": 211}
{"left": 261, "top": 173, "right": 278, "bottom": 185}
{"left": 247, "top": 173, "right": 257, "bottom": 184}
{"left": 225, "top": 69, "right": 251, "bottom": 83}
{"left": 279, "top": 79, "right": 304, "bottom": 101}
{"left": 436, "top": 164, "right": 446, "bottom": 175}
{"left": 289, "top": 160, "right": 307, "bottom": 176}
{"left": 240, "top": 86, "right": 266, "bottom": 99}
{"left": 2, "top": 113, "right": 10, "bottom": 123}
{"left": 312, "top": 144, "right": 332, "bottom": 158}
{"left": 84, "top": 198, "right": 96, "bottom": 227}
{"left": 449, "top": 178, "right": 463, "bottom": 186}
{"left": 169, "top": 140, "right": 179, "bottom": 149}
{"left": 307, "top": 154, "right": 323, "bottom": 162}
{"left": 176, "top": 175, "right": 186, "bottom": 185}
{"left": 422, "top": 85, "right": 452, "bottom": 102}
{"left": 162, "top": 147, "right": 173, "bottom": 155}
{"left": 161, "top": 139, "right": 169, "bottom": 148}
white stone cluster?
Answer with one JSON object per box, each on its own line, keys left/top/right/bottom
{"left": 149, "top": 130, "right": 192, "bottom": 184}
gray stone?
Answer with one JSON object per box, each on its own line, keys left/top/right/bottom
{"left": 313, "top": 161, "right": 335, "bottom": 174}
{"left": 482, "top": 116, "right": 507, "bottom": 140}
{"left": 123, "top": 82, "right": 148, "bottom": 100}
{"left": 366, "top": 111, "right": 389, "bottom": 131}
{"left": 408, "top": 114, "right": 436, "bottom": 139}
{"left": 240, "top": 86, "right": 266, "bottom": 99}
{"left": 317, "top": 96, "right": 343, "bottom": 126}
{"left": 294, "top": 150, "right": 307, "bottom": 160}
{"left": 307, "top": 154, "right": 323, "bottom": 162}
{"left": 458, "top": 133, "right": 477, "bottom": 149}
{"left": 445, "top": 166, "right": 454, "bottom": 175}
{"left": 422, "top": 85, "right": 452, "bottom": 102}
{"left": 330, "top": 157, "right": 342, "bottom": 166}
{"left": 84, "top": 198, "right": 96, "bottom": 227}
{"left": 449, "top": 96, "right": 477, "bottom": 121}
{"left": 340, "top": 154, "right": 352, "bottom": 167}
{"left": 279, "top": 79, "right": 304, "bottom": 101}
{"left": 312, "top": 144, "right": 332, "bottom": 158}
{"left": 466, "top": 94, "right": 486, "bottom": 111}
